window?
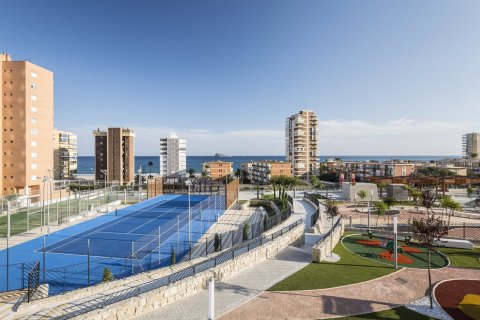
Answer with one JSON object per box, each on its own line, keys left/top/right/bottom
{"left": 31, "top": 118, "right": 37, "bottom": 125}
{"left": 31, "top": 106, "right": 38, "bottom": 112}
{"left": 31, "top": 72, "right": 37, "bottom": 78}
{"left": 31, "top": 141, "right": 37, "bottom": 147}
{"left": 31, "top": 152, "right": 38, "bottom": 158}
{"left": 31, "top": 175, "right": 38, "bottom": 181}
{"left": 31, "top": 163, "right": 38, "bottom": 169}
{"left": 31, "top": 83, "right": 37, "bottom": 89}
{"left": 31, "top": 95, "right": 37, "bottom": 101}
{"left": 31, "top": 128, "right": 39, "bottom": 135}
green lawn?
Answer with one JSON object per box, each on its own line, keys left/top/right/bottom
{"left": 268, "top": 237, "right": 396, "bottom": 291}
{"left": 332, "top": 307, "right": 436, "bottom": 320}
{"left": 438, "top": 246, "right": 480, "bottom": 269}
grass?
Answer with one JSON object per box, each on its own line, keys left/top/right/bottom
{"left": 0, "top": 192, "right": 120, "bottom": 237}
{"left": 268, "top": 236, "right": 396, "bottom": 291}
{"left": 332, "top": 307, "right": 436, "bottom": 320}
{"left": 438, "top": 246, "right": 480, "bottom": 269}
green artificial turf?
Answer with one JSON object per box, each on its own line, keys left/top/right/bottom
{"left": 438, "top": 246, "right": 480, "bottom": 269}
{"left": 342, "top": 234, "right": 448, "bottom": 269}
{"left": 268, "top": 237, "right": 396, "bottom": 291}
{"left": 332, "top": 306, "right": 436, "bottom": 320}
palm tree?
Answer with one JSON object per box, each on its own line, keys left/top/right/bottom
{"left": 147, "top": 161, "right": 154, "bottom": 179}
{"left": 376, "top": 182, "right": 387, "bottom": 198}
{"left": 471, "top": 153, "right": 478, "bottom": 159}
{"left": 373, "top": 201, "right": 387, "bottom": 227}
{"left": 187, "top": 168, "right": 195, "bottom": 178}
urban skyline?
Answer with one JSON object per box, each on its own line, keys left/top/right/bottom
{"left": 1, "top": 1, "right": 479, "bottom": 156}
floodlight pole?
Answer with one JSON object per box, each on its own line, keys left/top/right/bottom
{"left": 6, "top": 202, "right": 10, "bottom": 291}
{"left": 393, "top": 216, "right": 398, "bottom": 269}
{"left": 138, "top": 167, "right": 142, "bottom": 203}
{"left": 186, "top": 179, "right": 192, "bottom": 247}
{"left": 158, "top": 226, "right": 161, "bottom": 266}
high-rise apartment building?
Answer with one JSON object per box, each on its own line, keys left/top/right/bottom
{"left": 250, "top": 161, "right": 292, "bottom": 184}
{"left": 93, "top": 128, "right": 135, "bottom": 184}
{"left": 285, "top": 110, "right": 318, "bottom": 179}
{"left": 463, "top": 133, "right": 480, "bottom": 158}
{"left": 1, "top": 53, "right": 53, "bottom": 201}
{"left": 159, "top": 133, "right": 186, "bottom": 177}
{"left": 53, "top": 129, "right": 78, "bottom": 180}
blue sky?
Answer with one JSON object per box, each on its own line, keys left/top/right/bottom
{"left": 1, "top": 0, "right": 479, "bottom": 156}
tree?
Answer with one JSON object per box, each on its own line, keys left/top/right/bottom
{"left": 410, "top": 188, "right": 422, "bottom": 215}
{"left": 440, "top": 196, "right": 462, "bottom": 228}
{"left": 416, "top": 167, "right": 455, "bottom": 177}
{"left": 471, "top": 153, "right": 478, "bottom": 159}
{"left": 170, "top": 246, "right": 177, "bottom": 265}
{"left": 376, "top": 182, "right": 387, "bottom": 198}
{"left": 187, "top": 168, "right": 195, "bottom": 178}
{"left": 357, "top": 190, "right": 367, "bottom": 212}
{"left": 147, "top": 161, "right": 154, "bottom": 179}
{"left": 324, "top": 200, "right": 340, "bottom": 254}
{"left": 382, "top": 197, "right": 396, "bottom": 209}
{"left": 373, "top": 201, "right": 388, "bottom": 226}
{"left": 409, "top": 216, "right": 448, "bottom": 309}
{"left": 421, "top": 190, "right": 437, "bottom": 218}
{"left": 467, "top": 186, "right": 474, "bottom": 198}
{"left": 234, "top": 168, "right": 241, "bottom": 179}
{"left": 102, "top": 267, "right": 115, "bottom": 282}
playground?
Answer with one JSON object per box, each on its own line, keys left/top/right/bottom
{"left": 342, "top": 233, "right": 448, "bottom": 269}
{"left": 434, "top": 279, "right": 480, "bottom": 320}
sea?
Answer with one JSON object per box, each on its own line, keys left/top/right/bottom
{"left": 76, "top": 155, "right": 458, "bottom": 174}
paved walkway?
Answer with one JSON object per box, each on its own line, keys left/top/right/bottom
{"left": 137, "top": 199, "right": 316, "bottom": 320}
{"left": 221, "top": 266, "right": 480, "bottom": 319}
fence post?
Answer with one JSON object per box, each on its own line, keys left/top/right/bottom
{"left": 43, "top": 236, "right": 46, "bottom": 282}
{"left": 158, "top": 226, "right": 161, "bottom": 267}
{"left": 27, "top": 198, "right": 30, "bottom": 231}
{"left": 349, "top": 216, "right": 352, "bottom": 228}
{"left": 87, "top": 239, "right": 91, "bottom": 285}
{"left": 231, "top": 230, "right": 234, "bottom": 247}
{"left": 463, "top": 223, "right": 466, "bottom": 239}
{"left": 6, "top": 202, "right": 10, "bottom": 291}
{"left": 206, "top": 238, "right": 208, "bottom": 257}
{"left": 21, "top": 263, "right": 25, "bottom": 290}
{"left": 131, "top": 242, "right": 135, "bottom": 275}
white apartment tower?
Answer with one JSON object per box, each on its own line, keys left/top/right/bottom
{"left": 159, "top": 133, "right": 186, "bottom": 177}
{"left": 463, "top": 132, "right": 480, "bottom": 158}
{"left": 285, "top": 110, "right": 319, "bottom": 179}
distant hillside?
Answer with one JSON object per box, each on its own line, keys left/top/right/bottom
{"left": 214, "top": 153, "right": 231, "bottom": 157}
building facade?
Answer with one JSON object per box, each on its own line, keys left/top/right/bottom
{"left": 202, "top": 161, "right": 233, "bottom": 180}
{"left": 285, "top": 110, "right": 318, "bottom": 179}
{"left": 159, "top": 133, "right": 186, "bottom": 177}
{"left": 463, "top": 133, "right": 480, "bottom": 158}
{"left": 250, "top": 161, "right": 292, "bottom": 184}
{"left": 1, "top": 53, "right": 54, "bottom": 201}
{"left": 340, "top": 161, "right": 415, "bottom": 180}
{"left": 53, "top": 129, "right": 77, "bottom": 180}
{"left": 93, "top": 128, "right": 135, "bottom": 184}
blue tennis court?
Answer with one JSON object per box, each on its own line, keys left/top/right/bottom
{"left": 0, "top": 193, "right": 225, "bottom": 295}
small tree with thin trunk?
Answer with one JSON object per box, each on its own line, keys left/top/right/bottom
{"left": 409, "top": 216, "right": 448, "bottom": 309}
{"left": 382, "top": 197, "right": 396, "bottom": 209}
{"left": 357, "top": 190, "right": 367, "bottom": 212}
{"left": 324, "top": 200, "right": 340, "bottom": 255}
{"left": 467, "top": 186, "right": 474, "bottom": 199}
{"left": 373, "top": 201, "right": 388, "bottom": 227}
{"left": 421, "top": 190, "right": 437, "bottom": 218}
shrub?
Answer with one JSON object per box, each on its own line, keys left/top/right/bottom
{"left": 170, "top": 246, "right": 176, "bottom": 265}
{"left": 243, "top": 223, "right": 250, "bottom": 241}
{"left": 102, "top": 267, "right": 115, "bottom": 282}
{"left": 214, "top": 233, "right": 221, "bottom": 252}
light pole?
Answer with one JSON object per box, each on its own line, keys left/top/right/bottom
{"left": 48, "top": 169, "right": 56, "bottom": 224}
{"left": 138, "top": 167, "right": 142, "bottom": 203}
{"left": 43, "top": 176, "right": 53, "bottom": 235}
{"left": 101, "top": 169, "right": 108, "bottom": 205}
{"left": 185, "top": 179, "right": 192, "bottom": 246}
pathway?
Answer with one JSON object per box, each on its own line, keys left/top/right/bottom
{"left": 137, "top": 199, "right": 316, "bottom": 320}
{"left": 221, "top": 266, "right": 480, "bottom": 319}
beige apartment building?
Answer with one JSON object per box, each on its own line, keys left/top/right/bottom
{"left": 53, "top": 129, "right": 78, "bottom": 180}
{"left": 250, "top": 161, "right": 292, "bottom": 184}
{"left": 1, "top": 53, "right": 54, "bottom": 201}
{"left": 285, "top": 110, "right": 318, "bottom": 179}
{"left": 93, "top": 128, "right": 135, "bottom": 184}
{"left": 463, "top": 132, "right": 480, "bottom": 158}
{"left": 340, "top": 161, "right": 415, "bottom": 180}
{"left": 202, "top": 161, "right": 233, "bottom": 180}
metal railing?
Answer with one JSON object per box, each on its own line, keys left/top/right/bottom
{"left": 314, "top": 217, "right": 341, "bottom": 248}
{"left": 304, "top": 193, "right": 320, "bottom": 227}
{"left": 59, "top": 218, "right": 304, "bottom": 318}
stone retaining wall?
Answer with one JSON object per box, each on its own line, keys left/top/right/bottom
{"left": 312, "top": 220, "right": 344, "bottom": 262}
{"left": 75, "top": 223, "right": 305, "bottom": 320}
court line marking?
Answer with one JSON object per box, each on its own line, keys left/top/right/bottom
{"left": 44, "top": 194, "right": 212, "bottom": 254}
{"left": 43, "top": 195, "right": 182, "bottom": 252}
{"left": 45, "top": 195, "right": 220, "bottom": 258}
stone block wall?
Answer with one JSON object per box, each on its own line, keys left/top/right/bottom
{"left": 312, "top": 219, "right": 345, "bottom": 262}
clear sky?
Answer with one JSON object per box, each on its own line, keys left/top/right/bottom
{"left": 1, "top": 0, "right": 479, "bottom": 156}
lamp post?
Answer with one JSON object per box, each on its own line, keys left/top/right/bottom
{"left": 138, "top": 167, "right": 142, "bottom": 203}
{"left": 48, "top": 169, "right": 56, "bottom": 224}
{"left": 42, "top": 176, "right": 53, "bottom": 235}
